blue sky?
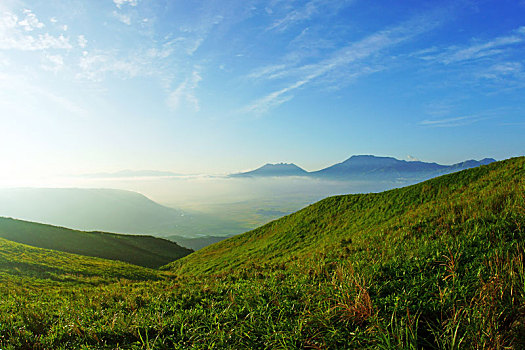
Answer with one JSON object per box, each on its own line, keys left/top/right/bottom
{"left": 0, "top": 0, "right": 524, "bottom": 181}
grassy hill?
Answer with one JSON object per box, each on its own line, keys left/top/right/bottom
{"left": 0, "top": 157, "right": 523, "bottom": 349}
{"left": 0, "top": 217, "right": 192, "bottom": 268}
{"left": 166, "top": 156, "right": 524, "bottom": 275}
{"left": 0, "top": 237, "right": 163, "bottom": 285}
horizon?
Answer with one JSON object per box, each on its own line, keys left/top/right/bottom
{"left": 0, "top": 0, "right": 524, "bottom": 186}
{"left": 0, "top": 153, "right": 503, "bottom": 189}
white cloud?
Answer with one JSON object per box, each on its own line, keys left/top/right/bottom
{"left": 42, "top": 53, "right": 64, "bottom": 72}
{"left": 0, "top": 32, "right": 72, "bottom": 50}
{"left": 77, "top": 52, "right": 142, "bottom": 81}
{"left": 78, "top": 35, "right": 87, "bottom": 48}
{"left": 18, "top": 9, "right": 44, "bottom": 31}
{"left": 406, "top": 155, "right": 420, "bottom": 162}
{"left": 0, "top": 11, "right": 72, "bottom": 50}
{"left": 113, "top": 11, "right": 131, "bottom": 25}
{"left": 167, "top": 70, "right": 202, "bottom": 112}
{"left": 113, "top": 0, "right": 138, "bottom": 8}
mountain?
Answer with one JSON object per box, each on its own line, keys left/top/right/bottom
{"left": 310, "top": 155, "right": 497, "bottom": 180}
{"left": 310, "top": 155, "right": 448, "bottom": 179}
{"left": 166, "top": 156, "right": 520, "bottom": 275}
{"left": 0, "top": 188, "right": 183, "bottom": 234}
{"left": 79, "top": 169, "right": 179, "bottom": 178}
{"left": 231, "top": 163, "right": 308, "bottom": 177}
{"left": 0, "top": 217, "right": 192, "bottom": 268}
{"left": 0, "top": 237, "right": 163, "bottom": 284}
{"left": 232, "top": 155, "right": 496, "bottom": 181}
{"left": 0, "top": 187, "right": 244, "bottom": 237}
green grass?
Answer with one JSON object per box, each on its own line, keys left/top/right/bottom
{"left": 0, "top": 157, "right": 523, "bottom": 349}
{"left": 0, "top": 217, "right": 192, "bottom": 268}
{"left": 0, "top": 238, "right": 165, "bottom": 285}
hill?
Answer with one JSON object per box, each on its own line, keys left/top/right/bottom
{"left": 167, "top": 156, "right": 521, "bottom": 275}
{"left": 0, "top": 217, "right": 192, "bottom": 268}
{"left": 0, "top": 187, "right": 245, "bottom": 237}
{"left": 231, "top": 163, "right": 308, "bottom": 177}
{"left": 0, "top": 188, "right": 184, "bottom": 233}
{"left": 0, "top": 237, "right": 163, "bottom": 285}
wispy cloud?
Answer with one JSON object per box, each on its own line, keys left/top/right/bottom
{"left": 267, "top": 0, "right": 354, "bottom": 32}
{"left": 268, "top": 0, "right": 321, "bottom": 32}
{"left": 419, "top": 115, "right": 490, "bottom": 127}
{"left": 113, "top": 0, "right": 138, "bottom": 9}
{"left": 478, "top": 61, "right": 524, "bottom": 80}
{"left": 244, "top": 12, "right": 443, "bottom": 114}
{"left": 417, "top": 26, "right": 525, "bottom": 64}
{"left": 247, "top": 64, "right": 287, "bottom": 80}
{"left": 41, "top": 53, "right": 64, "bottom": 72}
{"left": 167, "top": 70, "right": 203, "bottom": 112}
{"left": 77, "top": 51, "right": 145, "bottom": 82}
{"left": 0, "top": 72, "right": 87, "bottom": 116}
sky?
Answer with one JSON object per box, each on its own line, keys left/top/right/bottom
{"left": 0, "top": 0, "right": 524, "bottom": 184}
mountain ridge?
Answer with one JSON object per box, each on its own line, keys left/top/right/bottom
{"left": 231, "top": 154, "right": 496, "bottom": 179}
{"left": 231, "top": 162, "right": 308, "bottom": 177}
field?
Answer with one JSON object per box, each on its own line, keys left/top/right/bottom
{"left": 0, "top": 157, "right": 523, "bottom": 349}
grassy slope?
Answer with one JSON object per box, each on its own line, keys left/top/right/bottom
{"left": 167, "top": 157, "right": 524, "bottom": 275}
{"left": 0, "top": 157, "right": 523, "bottom": 349}
{"left": 0, "top": 217, "right": 192, "bottom": 268}
{"left": 0, "top": 237, "right": 163, "bottom": 285}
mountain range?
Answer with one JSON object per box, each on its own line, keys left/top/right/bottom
{"left": 231, "top": 155, "right": 496, "bottom": 180}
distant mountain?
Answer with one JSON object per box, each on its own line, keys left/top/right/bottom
{"left": 231, "top": 155, "right": 496, "bottom": 181}
{"left": 311, "top": 155, "right": 496, "bottom": 180}
{"left": 0, "top": 188, "right": 244, "bottom": 237}
{"left": 0, "top": 217, "right": 192, "bottom": 268}
{"left": 0, "top": 188, "right": 185, "bottom": 234}
{"left": 231, "top": 163, "right": 308, "bottom": 177}
{"left": 79, "top": 169, "right": 179, "bottom": 178}
{"left": 447, "top": 158, "right": 496, "bottom": 171}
